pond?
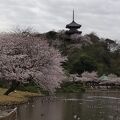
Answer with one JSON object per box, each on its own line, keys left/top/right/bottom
{"left": 17, "top": 91, "right": 120, "bottom": 120}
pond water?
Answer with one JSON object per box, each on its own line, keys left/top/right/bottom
{"left": 17, "top": 91, "right": 120, "bottom": 120}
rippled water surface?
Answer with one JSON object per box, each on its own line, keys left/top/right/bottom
{"left": 17, "top": 91, "right": 120, "bottom": 120}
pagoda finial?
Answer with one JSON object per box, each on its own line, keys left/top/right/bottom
{"left": 73, "top": 9, "right": 74, "bottom": 21}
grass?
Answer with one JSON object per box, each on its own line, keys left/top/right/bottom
{"left": 0, "top": 88, "right": 41, "bottom": 106}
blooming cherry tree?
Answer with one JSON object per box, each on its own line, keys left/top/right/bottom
{"left": 75, "top": 71, "right": 98, "bottom": 82}
{"left": 0, "top": 33, "right": 65, "bottom": 95}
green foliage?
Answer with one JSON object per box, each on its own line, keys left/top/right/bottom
{"left": 18, "top": 82, "right": 50, "bottom": 94}
{"left": 17, "top": 82, "right": 40, "bottom": 93}
{"left": 56, "top": 81, "right": 85, "bottom": 93}
{"left": 87, "top": 32, "right": 100, "bottom": 43}
{"left": 0, "top": 80, "right": 42, "bottom": 93}
{"left": 0, "top": 80, "right": 9, "bottom": 88}
{"left": 45, "top": 31, "right": 58, "bottom": 46}
{"left": 46, "top": 31, "right": 57, "bottom": 40}
{"left": 63, "top": 53, "right": 97, "bottom": 74}
{"left": 62, "top": 34, "right": 120, "bottom": 76}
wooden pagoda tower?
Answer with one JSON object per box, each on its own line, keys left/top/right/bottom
{"left": 66, "top": 10, "right": 82, "bottom": 35}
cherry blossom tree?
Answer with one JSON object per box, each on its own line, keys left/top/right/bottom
{"left": 0, "top": 33, "right": 65, "bottom": 95}
{"left": 74, "top": 71, "right": 98, "bottom": 82}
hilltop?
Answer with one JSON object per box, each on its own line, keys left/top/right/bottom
{"left": 45, "top": 30, "right": 120, "bottom": 76}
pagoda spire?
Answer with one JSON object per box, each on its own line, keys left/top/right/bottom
{"left": 73, "top": 9, "right": 74, "bottom": 21}
{"left": 66, "top": 9, "right": 82, "bottom": 35}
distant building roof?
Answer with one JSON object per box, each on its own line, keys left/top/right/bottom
{"left": 66, "top": 21, "right": 81, "bottom": 28}
{"left": 66, "top": 10, "right": 81, "bottom": 28}
{"left": 99, "top": 75, "right": 108, "bottom": 81}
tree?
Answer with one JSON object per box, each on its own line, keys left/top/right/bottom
{"left": 63, "top": 53, "right": 97, "bottom": 75}
{"left": 0, "top": 33, "right": 65, "bottom": 95}
{"left": 46, "top": 31, "right": 57, "bottom": 40}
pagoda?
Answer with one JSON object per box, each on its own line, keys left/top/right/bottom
{"left": 66, "top": 10, "right": 82, "bottom": 35}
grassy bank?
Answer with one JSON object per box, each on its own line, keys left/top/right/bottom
{"left": 0, "top": 88, "right": 41, "bottom": 106}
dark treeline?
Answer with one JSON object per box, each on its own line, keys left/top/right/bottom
{"left": 45, "top": 31, "right": 120, "bottom": 76}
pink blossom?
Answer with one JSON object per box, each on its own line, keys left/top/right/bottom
{"left": 0, "top": 33, "right": 65, "bottom": 93}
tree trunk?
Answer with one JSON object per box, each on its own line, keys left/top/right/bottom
{"left": 4, "top": 80, "right": 20, "bottom": 95}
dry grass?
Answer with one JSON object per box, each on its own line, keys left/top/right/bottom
{"left": 0, "top": 88, "right": 41, "bottom": 106}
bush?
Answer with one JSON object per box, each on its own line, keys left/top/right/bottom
{"left": 56, "top": 81, "right": 85, "bottom": 93}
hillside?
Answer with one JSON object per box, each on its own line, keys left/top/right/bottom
{"left": 45, "top": 31, "right": 120, "bottom": 76}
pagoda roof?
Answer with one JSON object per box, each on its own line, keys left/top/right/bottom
{"left": 66, "top": 20, "right": 81, "bottom": 28}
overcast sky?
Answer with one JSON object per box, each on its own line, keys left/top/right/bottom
{"left": 0, "top": 0, "right": 120, "bottom": 40}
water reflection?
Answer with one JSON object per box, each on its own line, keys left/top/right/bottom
{"left": 17, "top": 91, "right": 120, "bottom": 120}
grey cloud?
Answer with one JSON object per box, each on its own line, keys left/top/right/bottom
{"left": 0, "top": 0, "right": 120, "bottom": 40}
